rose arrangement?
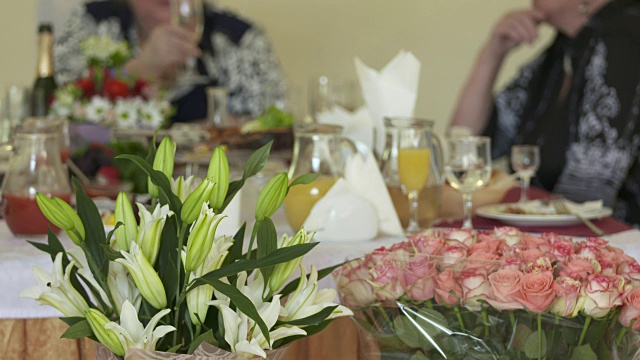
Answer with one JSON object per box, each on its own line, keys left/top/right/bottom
{"left": 335, "top": 227, "right": 640, "bottom": 359}
{"left": 20, "top": 139, "right": 352, "bottom": 359}
{"left": 51, "top": 35, "right": 172, "bottom": 129}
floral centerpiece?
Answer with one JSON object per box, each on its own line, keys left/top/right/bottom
{"left": 335, "top": 227, "right": 640, "bottom": 359}
{"left": 51, "top": 36, "right": 172, "bottom": 130}
{"left": 20, "top": 139, "right": 352, "bottom": 359}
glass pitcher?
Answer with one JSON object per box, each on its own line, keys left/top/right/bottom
{"left": 283, "top": 123, "right": 356, "bottom": 231}
{"left": 2, "top": 118, "right": 72, "bottom": 235}
{"left": 380, "top": 117, "right": 444, "bottom": 230}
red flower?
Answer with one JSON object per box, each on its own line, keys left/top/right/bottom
{"left": 133, "top": 79, "right": 149, "bottom": 99}
{"left": 103, "top": 79, "right": 130, "bottom": 100}
{"left": 75, "top": 78, "right": 95, "bottom": 98}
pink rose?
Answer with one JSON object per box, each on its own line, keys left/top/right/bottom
{"left": 618, "top": 258, "right": 640, "bottom": 285}
{"left": 440, "top": 243, "right": 468, "bottom": 264}
{"left": 577, "top": 245, "right": 599, "bottom": 260}
{"left": 619, "top": 288, "right": 640, "bottom": 330}
{"left": 550, "top": 238, "right": 576, "bottom": 262}
{"left": 550, "top": 276, "right": 583, "bottom": 317}
{"left": 413, "top": 235, "right": 445, "bottom": 256}
{"left": 459, "top": 268, "right": 492, "bottom": 310}
{"left": 526, "top": 257, "right": 553, "bottom": 274}
{"left": 434, "top": 267, "right": 462, "bottom": 306}
{"left": 443, "top": 229, "right": 475, "bottom": 246}
{"left": 335, "top": 260, "right": 377, "bottom": 308}
{"left": 599, "top": 261, "right": 616, "bottom": 275}
{"left": 471, "top": 235, "right": 503, "bottom": 255}
{"left": 399, "top": 254, "right": 437, "bottom": 301}
{"left": 521, "top": 235, "right": 552, "bottom": 253}
{"left": 585, "top": 237, "right": 609, "bottom": 248}
{"left": 559, "top": 256, "right": 600, "bottom": 281}
{"left": 520, "top": 249, "right": 545, "bottom": 264}
{"left": 513, "top": 271, "right": 555, "bottom": 312}
{"left": 503, "top": 256, "right": 523, "bottom": 271}
{"left": 486, "top": 269, "right": 524, "bottom": 311}
{"left": 598, "top": 247, "right": 624, "bottom": 266}
{"left": 370, "top": 253, "right": 405, "bottom": 302}
{"left": 466, "top": 251, "right": 501, "bottom": 272}
{"left": 492, "top": 226, "right": 523, "bottom": 246}
{"left": 582, "top": 274, "right": 625, "bottom": 318}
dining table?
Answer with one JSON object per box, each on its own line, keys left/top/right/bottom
{"left": 1, "top": 185, "right": 640, "bottom": 359}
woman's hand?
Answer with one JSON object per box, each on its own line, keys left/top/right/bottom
{"left": 125, "top": 25, "right": 201, "bottom": 84}
{"left": 485, "top": 9, "right": 545, "bottom": 59}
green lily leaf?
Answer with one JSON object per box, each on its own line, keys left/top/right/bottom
{"left": 73, "top": 177, "right": 109, "bottom": 281}
{"left": 280, "top": 261, "right": 347, "bottom": 297}
{"left": 272, "top": 320, "right": 332, "bottom": 348}
{"left": 189, "top": 243, "right": 318, "bottom": 292}
{"left": 289, "top": 173, "right": 321, "bottom": 188}
{"left": 281, "top": 305, "right": 338, "bottom": 327}
{"left": 242, "top": 141, "right": 272, "bottom": 180}
{"left": 61, "top": 319, "right": 94, "bottom": 339}
{"left": 187, "top": 329, "right": 218, "bottom": 354}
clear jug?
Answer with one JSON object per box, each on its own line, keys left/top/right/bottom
{"left": 2, "top": 118, "right": 72, "bottom": 235}
{"left": 283, "top": 123, "right": 356, "bottom": 231}
{"left": 380, "top": 117, "right": 444, "bottom": 231}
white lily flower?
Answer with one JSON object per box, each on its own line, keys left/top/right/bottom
{"left": 171, "top": 175, "right": 195, "bottom": 203}
{"left": 135, "top": 203, "right": 174, "bottom": 266}
{"left": 67, "top": 247, "right": 112, "bottom": 309}
{"left": 280, "top": 265, "right": 353, "bottom": 322}
{"left": 104, "top": 300, "right": 176, "bottom": 352}
{"left": 19, "top": 253, "right": 90, "bottom": 317}
{"left": 107, "top": 262, "right": 141, "bottom": 314}
{"left": 115, "top": 242, "right": 167, "bottom": 309}
{"left": 268, "top": 229, "right": 314, "bottom": 294}
{"left": 185, "top": 236, "right": 234, "bottom": 324}
{"left": 208, "top": 274, "right": 306, "bottom": 358}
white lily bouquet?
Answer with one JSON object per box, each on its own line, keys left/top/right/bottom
{"left": 20, "top": 139, "right": 352, "bottom": 359}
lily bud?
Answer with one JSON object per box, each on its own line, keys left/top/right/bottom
{"left": 36, "top": 193, "right": 84, "bottom": 245}
{"left": 85, "top": 309, "right": 125, "bottom": 357}
{"left": 115, "top": 192, "right": 138, "bottom": 252}
{"left": 181, "top": 178, "right": 215, "bottom": 224}
{"left": 269, "top": 228, "right": 313, "bottom": 293}
{"left": 185, "top": 203, "right": 226, "bottom": 272}
{"left": 171, "top": 175, "right": 195, "bottom": 203}
{"left": 136, "top": 203, "right": 174, "bottom": 266}
{"left": 255, "top": 172, "right": 288, "bottom": 221}
{"left": 207, "top": 146, "right": 230, "bottom": 211}
{"left": 148, "top": 136, "right": 176, "bottom": 198}
{"left": 115, "top": 243, "right": 167, "bottom": 309}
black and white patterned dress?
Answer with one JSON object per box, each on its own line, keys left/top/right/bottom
{"left": 484, "top": 0, "right": 640, "bottom": 225}
{"left": 54, "top": 0, "right": 285, "bottom": 122}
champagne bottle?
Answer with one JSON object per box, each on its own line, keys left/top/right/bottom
{"left": 31, "top": 23, "right": 57, "bottom": 116}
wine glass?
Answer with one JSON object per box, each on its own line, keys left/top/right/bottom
{"left": 171, "top": 0, "right": 206, "bottom": 84}
{"left": 444, "top": 136, "right": 492, "bottom": 229}
{"left": 395, "top": 121, "right": 433, "bottom": 234}
{"left": 511, "top": 144, "right": 540, "bottom": 203}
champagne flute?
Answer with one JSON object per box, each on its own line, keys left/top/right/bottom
{"left": 171, "top": 0, "right": 205, "bottom": 84}
{"left": 395, "top": 121, "right": 432, "bottom": 234}
{"left": 511, "top": 145, "right": 540, "bottom": 203}
{"left": 444, "top": 136, "right": 492, "bottom": 229}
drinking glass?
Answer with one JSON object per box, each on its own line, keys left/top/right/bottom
{"left": 511, "top": 145, "right": 540, "bottom": 203}
{"left": 444, "top": 136, "right": 492, "bottom": 229}
{"left": 383, "top": 118, "right": 441, "bottom": 234}
{"left": 171, "top": 0, "right": 205, "bottom": 84}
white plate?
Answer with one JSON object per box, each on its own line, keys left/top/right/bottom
{"left": 475, "top": 202, "right": 613, "bottom": 227}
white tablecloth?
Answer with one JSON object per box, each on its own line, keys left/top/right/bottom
{"left": 3, "top": 208, "right": 640, "bottom": 320}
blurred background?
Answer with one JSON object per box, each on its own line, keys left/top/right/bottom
{"left": 1, "top": 0, "right": 554, "bottom": 135}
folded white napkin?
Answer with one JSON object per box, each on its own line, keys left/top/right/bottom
{"left": 303, "top": 154, "right": 404, "bottom": 241}
{"left": 355, "top": 50, "right": 421, "bottom": 155}
{"left": 315, "top": 105, "right": 375, "bottom": 156}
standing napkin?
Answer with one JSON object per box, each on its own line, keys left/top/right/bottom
{"left": 315, "top": 105, "right": 375, "bottom": 156}
{"left": 355, "top": 50, "right": 421, "bottom": 155}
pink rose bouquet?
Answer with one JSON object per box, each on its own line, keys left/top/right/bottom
{"left": 334, "top": 227, "right": 640, "bottom": 359}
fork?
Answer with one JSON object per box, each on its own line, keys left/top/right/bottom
{"left": 550, "top": 197, "right": 606, "bottom": 236}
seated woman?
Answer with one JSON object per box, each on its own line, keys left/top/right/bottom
{"left": 55, "top": 0, "right": 285, "bottom": 122}
{"left": 451, "top": 0, "right": 640, "bottom": 224}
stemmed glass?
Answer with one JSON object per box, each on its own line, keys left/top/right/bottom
{"left": 511, "top": 145, "right": 540, "bottom": 203}
{"left": 444, "top": 136, "right": 492, "bottom": 229}
{"left": 396, "top": 122, "right": 432, "bottom": 234}
{"left": 171, "top": 0, "right": 206, "bottom": 84}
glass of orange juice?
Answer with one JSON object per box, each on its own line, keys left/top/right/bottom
{"left": 283, "top": 123, "right": 356, "bottom": 231}
{"left": 397, "top": 133, "right": 431, "bottom": 234}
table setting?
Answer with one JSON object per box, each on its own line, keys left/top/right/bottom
{"left": 1, "top": 43, "right": 640, "bottom": 360}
